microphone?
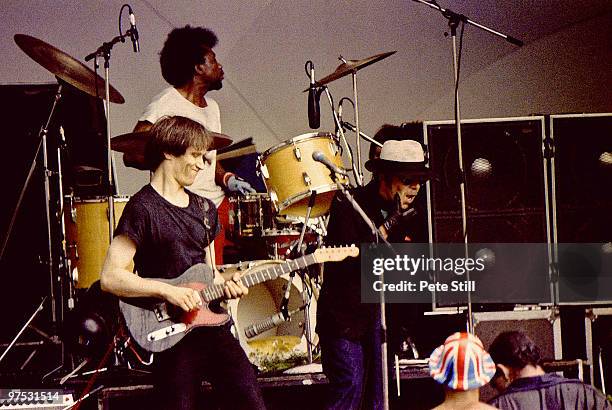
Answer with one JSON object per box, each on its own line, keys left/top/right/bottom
{"left": 312, "top": 151, "right": 347, "bottom": 176}
{"left": 244, "top": 307, "right": 303, "bottom": 339}
{"left": 128, "top": 8, "right": 140, "bottom": 52}
{"left": 307, "top": 63, "right": 320, "bottom": 129}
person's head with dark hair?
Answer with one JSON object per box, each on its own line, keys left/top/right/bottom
{"left": 488, "top": 331, "right": 545, "bottom": 393}
{"left": 145, "top": 116, "right": 211, "bottom": 173}
{"left": 489, "top": 331, "right": 542, "bottom": 369}
{"left": 159, "top": 25, "right": 223, "bottom": 89}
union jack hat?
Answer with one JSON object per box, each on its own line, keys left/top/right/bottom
{"left": 428, "top": 332, "right": 497, "bottom": 391}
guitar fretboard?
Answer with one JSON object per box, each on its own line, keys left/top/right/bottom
{"left": 200, "top": 254, "right": 317, "bottom": 302}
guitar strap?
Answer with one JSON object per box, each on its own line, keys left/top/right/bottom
{"left": 196, "top": 195, "right": 216, "bottom": 271}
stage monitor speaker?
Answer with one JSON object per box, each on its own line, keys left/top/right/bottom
{"left": 425, "top": 118, "right": 552, "bottom": 306}
{"left": 585, "top": 307, "right": 612, "bottom": 392}
{"left": 474, "top": 309, "right": 562, "bottom": 401}
{"left": 551, "top": 114, "right": 612, "bottom": 304}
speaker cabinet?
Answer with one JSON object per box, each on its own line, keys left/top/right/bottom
{"left": 425, "top": 117, "right": 549, "bottom": 241}
{"left": 424, "top": 118, "right": 552, "bottom": 306}
{"left": 551, "top": 114, "right": 612, "bottom": 304}
{"left": 552, "top": 113, "right": 612, "bottom": 243}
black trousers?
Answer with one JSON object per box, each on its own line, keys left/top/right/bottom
{"left": 153, "top": 324, "right": 266, "bottom": 410}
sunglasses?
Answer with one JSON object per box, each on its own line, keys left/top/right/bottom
{"left": 400, "top": 177, "right": 424, "bottom": 185}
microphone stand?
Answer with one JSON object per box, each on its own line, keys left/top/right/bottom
{"left": 85, "top": 27, "right": 137, "bottom": 243}
{"left": 330, "top": 172, "right": 394, "bottom": 410}
{"left": 279, "top": 192, "right": 317, "bottom": 363}
{"left": 412, "top": 0, "right": 523, "bottom": 333}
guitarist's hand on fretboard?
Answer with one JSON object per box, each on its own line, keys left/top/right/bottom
{"left": 223, "top": 272, "right": 249, "bottom": 300}
{"left": 161, "top": 283, "right": 203, "bottom": 312}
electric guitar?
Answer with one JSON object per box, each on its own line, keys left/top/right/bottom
{"left": 119, "top": 246, "right": 359, "bottom": 352}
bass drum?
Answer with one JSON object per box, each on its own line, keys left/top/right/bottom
{"left": 65, "top": 196, "right": 132, "bottom": 288}
{"left": 224, "top": 261, "right": 317, "bottom": 371}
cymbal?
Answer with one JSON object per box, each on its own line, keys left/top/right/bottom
{"left": 14, "top": 34, "right": 125, "bottom": 104}
{"left": 303, "top": 51, "right": 396, "bottom": 91}
{"left": 112, "top": 130, "right": 234, "bottom": 170}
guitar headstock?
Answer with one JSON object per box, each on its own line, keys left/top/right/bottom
{"left": 313, "top": 245, "right": 359, "bottom": 263}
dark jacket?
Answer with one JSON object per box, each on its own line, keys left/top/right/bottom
{"left": 489, "top": 373, "right": 611, "bottom": 410}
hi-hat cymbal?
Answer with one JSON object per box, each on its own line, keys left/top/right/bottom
{"left": 303, "top": 51, "right": 396, "bottom": 91}
{"left": 112, "top": 130, "right": 234, "bottom": 170}
{"left": 14, "top": 34, "right": 125, "bottom": 104}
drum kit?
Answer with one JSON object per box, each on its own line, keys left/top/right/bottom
{"left": 5, "top": 27, "right": 395, "bottom": 375}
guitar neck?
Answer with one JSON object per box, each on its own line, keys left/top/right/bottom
{"left": 200, "top": 254, "right": 317, "bottom": 303}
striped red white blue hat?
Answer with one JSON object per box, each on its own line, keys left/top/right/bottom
{"left": 428, "top": 332, "right": 496, "bottom": 391}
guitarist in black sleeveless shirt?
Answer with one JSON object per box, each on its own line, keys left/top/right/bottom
{"left": 101, "top": 116, "right": 266, "bottom": 409}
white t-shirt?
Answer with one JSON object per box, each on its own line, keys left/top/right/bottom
{"left": 140, "top": 87, "right": 225, "bottom": 206}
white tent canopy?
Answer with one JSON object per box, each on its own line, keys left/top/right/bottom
{"left": 1, "top": 0, "right": 610, "bottom": 193}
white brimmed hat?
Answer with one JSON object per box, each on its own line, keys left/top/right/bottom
{"left": 364, "top": 140, "right": 432, "bottom": 179}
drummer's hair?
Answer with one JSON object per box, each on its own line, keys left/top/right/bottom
{"left": 145, "top": 116, "right": 212, "bottom": 170}
{"left": 160, "top": 25, "right": 218, "bottom": 87}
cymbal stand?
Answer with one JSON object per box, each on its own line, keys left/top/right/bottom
{"left": 412, "top": 0, "right": 523, "bottom": 332}
{"left": 57, "top": 127, "right": 75, "bottom": 312}
{"left": 344, "top": 56, "right": 365, "bottom": 186}
{"left": 280, "top": 192, "right": 317, "bottom": 363}
{"left": 321, "top": 87, "right": 360, "bottom": 186}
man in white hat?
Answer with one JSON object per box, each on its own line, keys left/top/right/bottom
{"left": 317, "top": 139, "right": 432, "bottom": 409}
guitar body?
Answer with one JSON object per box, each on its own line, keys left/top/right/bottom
{"left": 119, "top": 246, "right": 359, "bottom": 353}
{"left": 119, "top": 263, "right": 230, "bottom": 353}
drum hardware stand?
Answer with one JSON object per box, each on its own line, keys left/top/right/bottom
{"left": 63, "top": 385, "right": 104, "bottom": 410}
{"left": 280, "top": 192, "right": 318, "bottom": 364}
{"left": 57, "top": 127, "right": 76, "bottom": 312}
{"left": 1, "top": 84, "right": 64, "bottom": 330}
{"left": 331, "top": 172, "right": 395, "bottom": 410}
{"left": 341, "top": 120, "right": 383, "bottom": 148}
{"left": 0, "top": 298, "right": 48, "bottom": 366}
{"left": 337, "top": 97, "right": 383, "bottom": 158}
{"left": 0, "top": 84, "right": 71, "bottom": 377}
{"left": 412, "top": 0, "right": 523, "bottom": 333}
{"left": 321, "top": 86, "right": 361, "bottom": 186}
{"left": 342, "top": 55, "right": 366, "bottom": 186}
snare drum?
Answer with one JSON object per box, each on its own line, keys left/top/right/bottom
{"left": 65, "top": 196, "right": 132, "bottom": 288}
{"left": 259, "top": 132, "right": 347, "bottom": 217}
{"left": 227, "top": 193, "right": 276, "bottom": 239}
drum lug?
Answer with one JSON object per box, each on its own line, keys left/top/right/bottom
{"left": 260, "top": 163, "right": 269, "bottom": 179}
{"left": 269, "top": 190, "right": 279, "bottom": 211}
{"left": 329, "top": 141, "right": 339, "bottom": 156}
{"left": 293, "top": 147, "right": 302, "bottom": 161}
{"left": 70, "top": 203, "right": 77, "bottom": 223}
{"left": 302, "top": 172, "right": 312, "bottom": 187}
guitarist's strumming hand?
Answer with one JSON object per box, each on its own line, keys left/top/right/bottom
{"left": 223, "top": 272, "right": 249, "bottom": 300}
{"left": 162, "top": 284, "right": 203, "bottom": 312}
